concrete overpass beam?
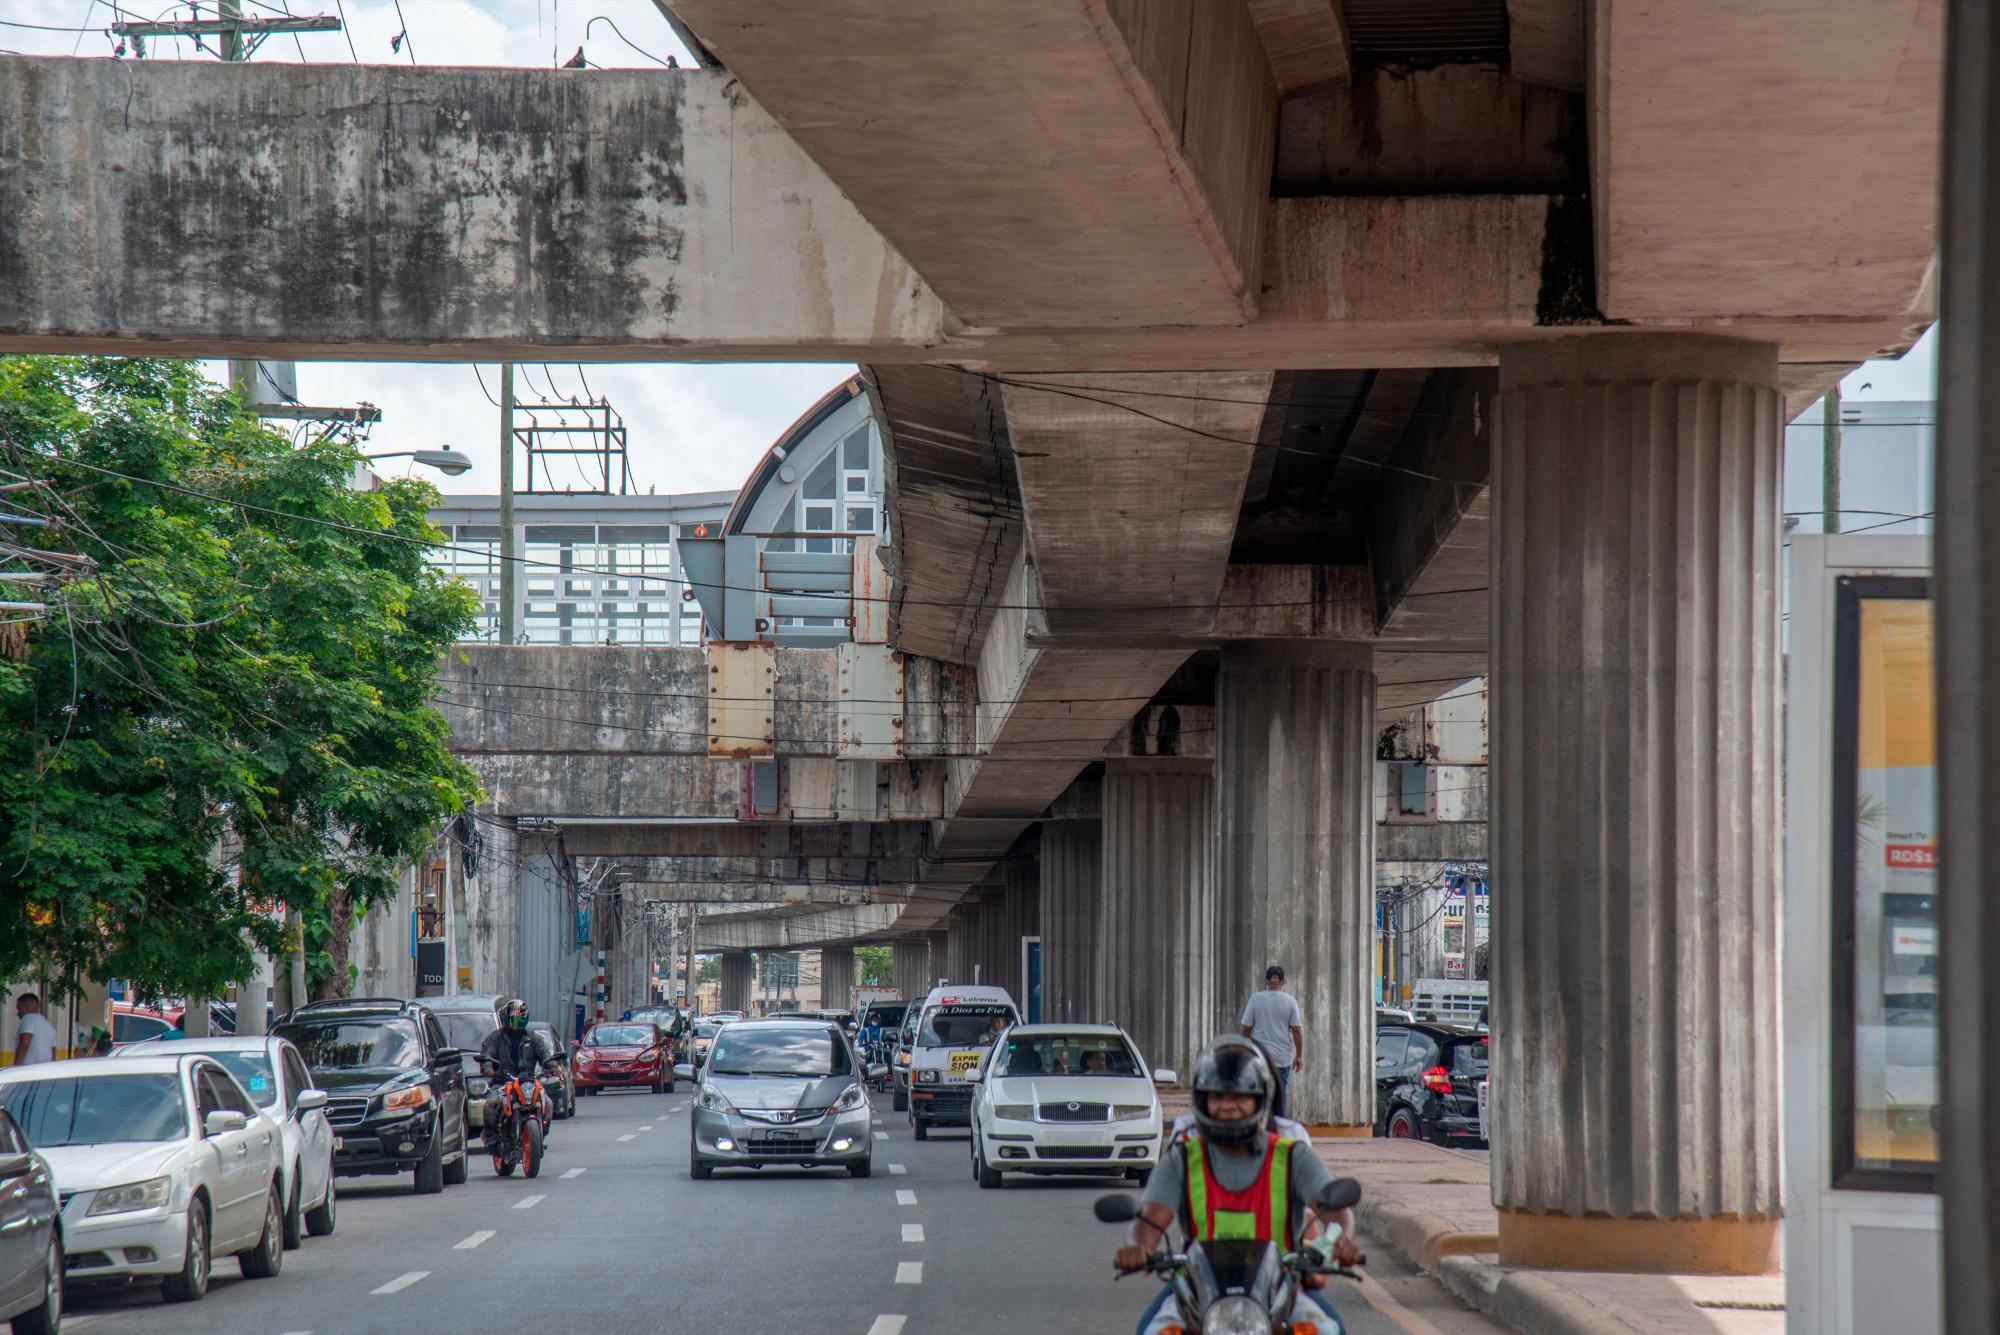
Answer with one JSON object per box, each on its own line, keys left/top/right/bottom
{"left": 720, "top": 953, "right": 754, "bottom": 1014}
{"left": 1102, "top": 760, "right": 1216, "bottom": 1086}
{"left": 1216, "top": 643, "right": 1375, "bottom": 1131}
{"left": 1490, "top": 334, "right": 1781, "bottom": 1274}
{"left": 819, "top": 948, "right": 856, "bottom": 1009}
{"left": 1039, "top": 821, "right": 1104, "bottom": 1026}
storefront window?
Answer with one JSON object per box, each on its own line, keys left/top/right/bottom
{"left": 1832, "top": 577, "right": 1936, "bottom": 1191}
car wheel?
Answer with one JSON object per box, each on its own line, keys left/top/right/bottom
{"left": 161, "top": 1198, "right": 210, "bottom": 1302}
{"left": 662, "top": 1073, "right": 675, "bottom": 1095}
{"left": 521, "top": 1119, "right": 544, "bottom": 1179}
{"left": 281, "top": 1168, "right": 305, "bottom": 1250}
{"left": 10, "top": 1230, "right": 60, "bottom": 1335}
{"left": 689, "top": 1133, "right": 713, "bottom": 1180}
{"left": 891, "top": 1084, "right": 907, "bottom": 1113}
{"left": 305, "top": 1166, "right": 337, "bottom": 1237}
{"left": 443, "top": 1116, "right": 471, "bottom": 1185}
{"left": 848, "top": 1156, "right": 873, "bottom": 1179}
{"left": 413, "top": 1121, "right": 446, "bottom": 1194}
{"left": 1126, "top": 1166, "right": 1151, "bottom": 1185}
{"left": 1387, "top": 1107, "right": 1421, "bottom": 1140}
{"left": 238, "top": 1184, "right": 284, "bottom": 1279}
{"left": 912, "top": 1115, "right": 928, "bottom": 1142}
{"left": 975, "top": 1131, "right": 1002, "bottom": 1190}
{"left": 584, "top": 1086, "right": 600, "bottom": 1097}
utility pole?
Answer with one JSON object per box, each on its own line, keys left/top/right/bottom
{"left": 1824, "top": 383, "right": 1843, "bottom": 534}
{"left": 684, "top": 907, "right": 699, "bottom": 1014}
{"left": 111, "top": 4, "right": 339, "bottom": 56}
{"left": 499, "top": 365, "right": 519, "bottom": 643}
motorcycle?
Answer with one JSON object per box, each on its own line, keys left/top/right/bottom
{"left": 1096, "top": 1178, "right": 1366, "bottom": 1335}
{"left": 484, "top": 1061, "right": 548, "bottom": 1179}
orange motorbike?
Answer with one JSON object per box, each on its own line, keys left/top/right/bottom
{"left": 484, "top": 1062, "right": 547, "bottom": 1179}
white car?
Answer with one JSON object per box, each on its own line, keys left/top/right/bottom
{"left": 968, "top": 1023, "right": 1174, "bottom": 1187}
{"left": 120, "top": 1037, "right": 336, "bottom": 1248}
{"left": 0, "top": 1053, "right": 288, "bottom": 1304}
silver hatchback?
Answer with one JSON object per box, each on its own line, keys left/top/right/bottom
{"left": 683, "top": 1020, "right": 873, "bottom": 1179}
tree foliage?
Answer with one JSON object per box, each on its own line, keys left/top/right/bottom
{"left": 0, "top": 357, "right": 480, "bottom": 1001}
{"left": 857, "top": 945, "right": 893, "bottom": 989}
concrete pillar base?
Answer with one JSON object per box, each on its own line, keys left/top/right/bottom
{"left": 1496, "top": 1209, "right": 1780, "bottom": 1276}
{"left": 1309, "top": 1124, "right": 1372, "bottom": 1139}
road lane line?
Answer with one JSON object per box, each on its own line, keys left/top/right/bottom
{"left": 887, "top": 1163, "right": 907, "bottom": 1175}
{"left": 866, "top": 1319, "right": 907, "bottom": 1335}
{"left": 873, "top": 1131, "right": 888, "bottom": 1141}
{"left": 639, "top": 1124, "right": 654, "bottom": 1131}
{"left": 902, "top": 1223, "right": 924, "bottom": 1243}
{"left": 512, "top": 1194, "right": 545, "bottom": 1210}
{"left": 617, "top": 1134, "right": 636, "bottom": 1142}
{"left": 454, "top": 1231, "right": 495, "bottom": 1250}
{"left": 371, "top": 1272, "right": 429, "bottom": 1295}
{"left": 895, "top": 1189, "right": 917, "bottom": 1206}
{"left": 895, "top": 1261, "right": 923, "bottom": 1285}
{"left": 561, "top": 1167, "right": 586, "bottom": 1179}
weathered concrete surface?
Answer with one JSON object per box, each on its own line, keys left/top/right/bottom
{"left": 0, "top": 58, "right": 947, "bottom": 359}
{"left": 700, "top": 903, "right": 907, "bottom": 951}
{"left": 1490, "top": 335, "right": 1781, "bottom": 1269}
{"left": 1377, "top": 821, "right": 1487, "bottom": 864}
{"left": 1038, "top": 819, "right": 1103, "bottom": 1025}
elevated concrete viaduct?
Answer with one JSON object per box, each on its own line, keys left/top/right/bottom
{"left": 2, "top": 0, "right": 1946, "bottom": 1277}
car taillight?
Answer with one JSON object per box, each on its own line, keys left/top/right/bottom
{"left": 1422, "top": 1065, "right": 1453, "bottom": 1095}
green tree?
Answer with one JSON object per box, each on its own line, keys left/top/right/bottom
{"left": 0, "top": 356, "right": 480, "bottom": 1002}
{"left": 856, "top": 945, "right": 893, "bottom": 988}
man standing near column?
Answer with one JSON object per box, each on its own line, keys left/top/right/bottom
{"left": 1240, "top": 965, "right": 1304, "bottom": 1121}
{"left": 13, "top": 995, "right": 55, "bottom": 1066}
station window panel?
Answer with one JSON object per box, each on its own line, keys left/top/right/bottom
{"left": 846, "top": 474, "right": 868, "bottom": 494}
{"left": 842, "top": 423, "right": 872, "bottom": 471}
{"left": 804, "top": 452, "right": 838, "bottom": 500}
{"left": 846, "top": 505, "right": 875, "bottom": 533}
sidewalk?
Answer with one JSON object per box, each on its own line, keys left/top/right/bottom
{"left": 1156, "top": 1094, "right": 1783, "bottom": 1334}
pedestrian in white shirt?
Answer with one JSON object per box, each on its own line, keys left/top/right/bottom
{"left": 13, "top": 994, "right": 55, "bottom": 1066}
{"left": 1240, "top": 965, "right": 1305, "bottom": 1120}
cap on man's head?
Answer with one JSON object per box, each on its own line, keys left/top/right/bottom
{"left": 1265, "top": 965, "right": 1285, "bottom": 981}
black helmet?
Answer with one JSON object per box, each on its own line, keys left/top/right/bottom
{"left": 502, "top": 999, "right": 529, "bottom": 1031}
{"left": 1190, "top": 1035, "right": 1274, "bottom": 1148}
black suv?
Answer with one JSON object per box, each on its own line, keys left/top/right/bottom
{"left": 1373, "top": 1020, "right": 1488, "bottom": 1146}
{"left": 275, "top": 998, "right": 473, "bottom": 1193}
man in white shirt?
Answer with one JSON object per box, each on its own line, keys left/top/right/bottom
{"left": 1239, "top": 965, "right": 1305, "bottom": 1120}
{"left": 13, "top": 994, "right": 55, "bottom": 1066}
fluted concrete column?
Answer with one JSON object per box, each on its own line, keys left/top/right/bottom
{"left": 1491, "top": 334, "right": 1781, "bottom": 1274}
{"left": 1103, "top": 760, "right": 1215, "bottom": 1083}
{"left": 925, "top": 931, "right": 949, "bottom": 989}
{"left": 1217, "top": 643, "right": 1375, "bottom": 1130}
{"left": 720, "top": 952, "right": 753, "bottom": 1013}
{"left": 819, "top": 947, "right": 855, "bottom": 1010}
{"left": 892, "top": 940, "right": 930, "bottom": 998}
{"left": 1040, "top": 821, "right": 1103, "bottom": 1024}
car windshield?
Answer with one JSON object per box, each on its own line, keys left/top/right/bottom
{"left": 436, "top": 1013, "right": 497, "bottom": 1052}
{"left": 917, "top": 1004, "right": 1015, "bottom": 1047}
{"left": 694, "top": 1021, "right": 725, "bottom": 1039}
{"left": 708, "top": 1027, "right": 848, "bottom": 1077}
{"left": 587, "top": 1026, "right": 654, "bottom": 1047}
{"left": 277, "top": 1019, "right": 422, "bottom": 1070}
{"left": 0, "top": 1073, "right": 187, "bottom": 1146}
{"left": 864, "top": 1005, "right": 908, "bottom": 1029}
{"left": 995, "top": 1034, "right": 1141, "bottom": 1077}
{"left": 210, "top": 1052, "right": 280, "bottom": 1108}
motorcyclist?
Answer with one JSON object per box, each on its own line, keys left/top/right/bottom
{"left": 1115, "top": 1035, "right": 1361, "bottom": 1332}
{"left": 479, "top": 999, "right": 550, "bottom": 1148}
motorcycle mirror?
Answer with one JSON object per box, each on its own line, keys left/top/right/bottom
{"left": 1314, "top": 1178, "right": 1363, "bottom": 1214}
{"left": 1094, "top": 1193, "right": 1142, "bottom": 1224}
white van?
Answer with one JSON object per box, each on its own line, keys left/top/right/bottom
{"left": 904, "top": 985, "right": 1019, "bottom": 1140}
{"left": 1408, "top": 978, "right": 1488, "bottom": 1026}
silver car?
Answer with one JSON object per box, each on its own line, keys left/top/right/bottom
{"left": 0, "top": 1106, "right": 59, "bottom": 1334}
{"left": 683, "top": 1019, "right": 873, "bottom": 1179}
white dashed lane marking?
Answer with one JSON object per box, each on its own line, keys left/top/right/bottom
{"left": 617, "top": 1134, "right": 636, "bottom": 1142}
{"left": 561, "top": 1167, "right": 586, "bottom": 1179}
{"left": 887, "top": 1163, "right": 907, "bottom": 1175}
{"left": 873, "top": 1131, "right": 888, "bottom": 1141}
{"left": 895, "top": 1262, "right": 923, "bottom": 1285}
{"left": 639, "top": 1125, "right": 654, "bottom": 1132}
{"left": 371, "top": 1272, "right": 429, "bottom": 1295}
{"left": 512, "top": 1194, "right": 545, "bottom": 1210}
{"left": 867, "top": 1318, "right": 907, "bottom": 1335}
{"left": 895, "top": 1189, "right": 917, "bottom": 1206}
{"left": 902, "top": 1223, "right": 924, "bottom": 1243}
{"left": 454, "top": 1231, "right": 495, "bottom": 1250}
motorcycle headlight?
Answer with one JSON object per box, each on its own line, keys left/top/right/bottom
{"left": 916, "top": 1069, "right": 941, "bottom": 1085}
{"left": 835, "top": 1084, "right": 866, "bottom": 1111}
{"left": 87, "top": 1176, "right": 172, "bottom": 1216}
{"left": 1206, "top": 1295, "right": 1271, "bottom": 1335}
{"left": 382, "top": 1084, "right": 432, "bottom": 1112}
{"left": 1112, "top": 1104, "right": 1152, "bottom": 1122}
{"left": 698, "top": 1086, "right": 737, "bottom": 1114}
{"left": 467, "top": 1078, "right": 490, "bottom": 1097}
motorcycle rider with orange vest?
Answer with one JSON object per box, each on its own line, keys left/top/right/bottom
{"left": 1114, "top": 1035, "right": 1360, "bottom": 1330}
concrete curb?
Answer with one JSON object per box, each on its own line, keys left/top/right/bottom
{"left": 1437, "top": 1255, "right": 1647, "bottom": 1335}
{"left": 1356, "top": 1196, "right": 1498, "bottom": 1272}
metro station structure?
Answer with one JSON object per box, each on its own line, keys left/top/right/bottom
{"left": 7, "top": 0, "right": 1987, "bottom": 1296}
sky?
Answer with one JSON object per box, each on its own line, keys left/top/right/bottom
{"left": 0, "top": 0, "right": 1944, "bottom": 499}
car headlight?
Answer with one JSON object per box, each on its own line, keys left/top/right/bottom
{"left": 835, "top": 1084, "right": 866, "bottom": 1111}
{"left": 916, "top": 1069, "right": 941, "bottom": 1085}
{"left": 991, "top": 1103, "right": 1035, "bottom": 1121}
{"left": 382, "top": 1084, "right": 433, "bottom": 1112}
{"left": 698, "top": 1086, "right": 737, "bottom": 1114}
{"left": 87, "top": 1176, "right": 172, "bottom": 1216}
{"left": 1206, "top": 1295, "right": 1269, "bottom": 1335}
{"left": 1112, "top": 1105, "right": 1152, "bottom": 1122}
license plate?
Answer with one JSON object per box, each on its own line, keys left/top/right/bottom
{"left": 760, "top": 1129, "right": 807, "bottom": 1142}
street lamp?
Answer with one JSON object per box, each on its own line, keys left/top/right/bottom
{"left": 362, "top": 448, "right": 473, "bottom": 476}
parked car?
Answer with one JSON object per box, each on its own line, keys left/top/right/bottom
{"left": 681, "top": 1018, "right": 872, "bottom": 1179}
{"left": 0, "top": 1054, "right": 286, "bottom": 1304}
{"left": 573, "top": 1023, "right": 670, "bottom": 1096}
{"left": 0, "top": 1105, "right": 60, "bottom": 1334}
{"left": 273, "top": 999, "right": 472, "bottom": 1194}
{"left": 109, "top": 1004, "right": 175, "bottom": 1050}
{"left": 116, "top": 1037, "right": 336, "bottom": 1249}
{"left": 423, "top": 1009, "right": 502, "bottom": 1133}
{"left": 1373, "top": 1020, "right": 1488, "bottom": 1146}
{"left": 526, "top": 1022, "right": 576, "bottom": 1119}
{"left": 968, "top": 1024, "right": 1172, "bottom": 1188}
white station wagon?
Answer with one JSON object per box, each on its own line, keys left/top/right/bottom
{"left": 967, "top": 1023, "right": 1175, "bottom": 1187}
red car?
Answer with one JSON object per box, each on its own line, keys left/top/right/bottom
{"left": 573, "top": 1022, "right": 673, "bottom": 1095}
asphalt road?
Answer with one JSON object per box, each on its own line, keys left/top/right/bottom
{"left": 63, "top": 1091, "right": 1508, "bottom": 1335}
